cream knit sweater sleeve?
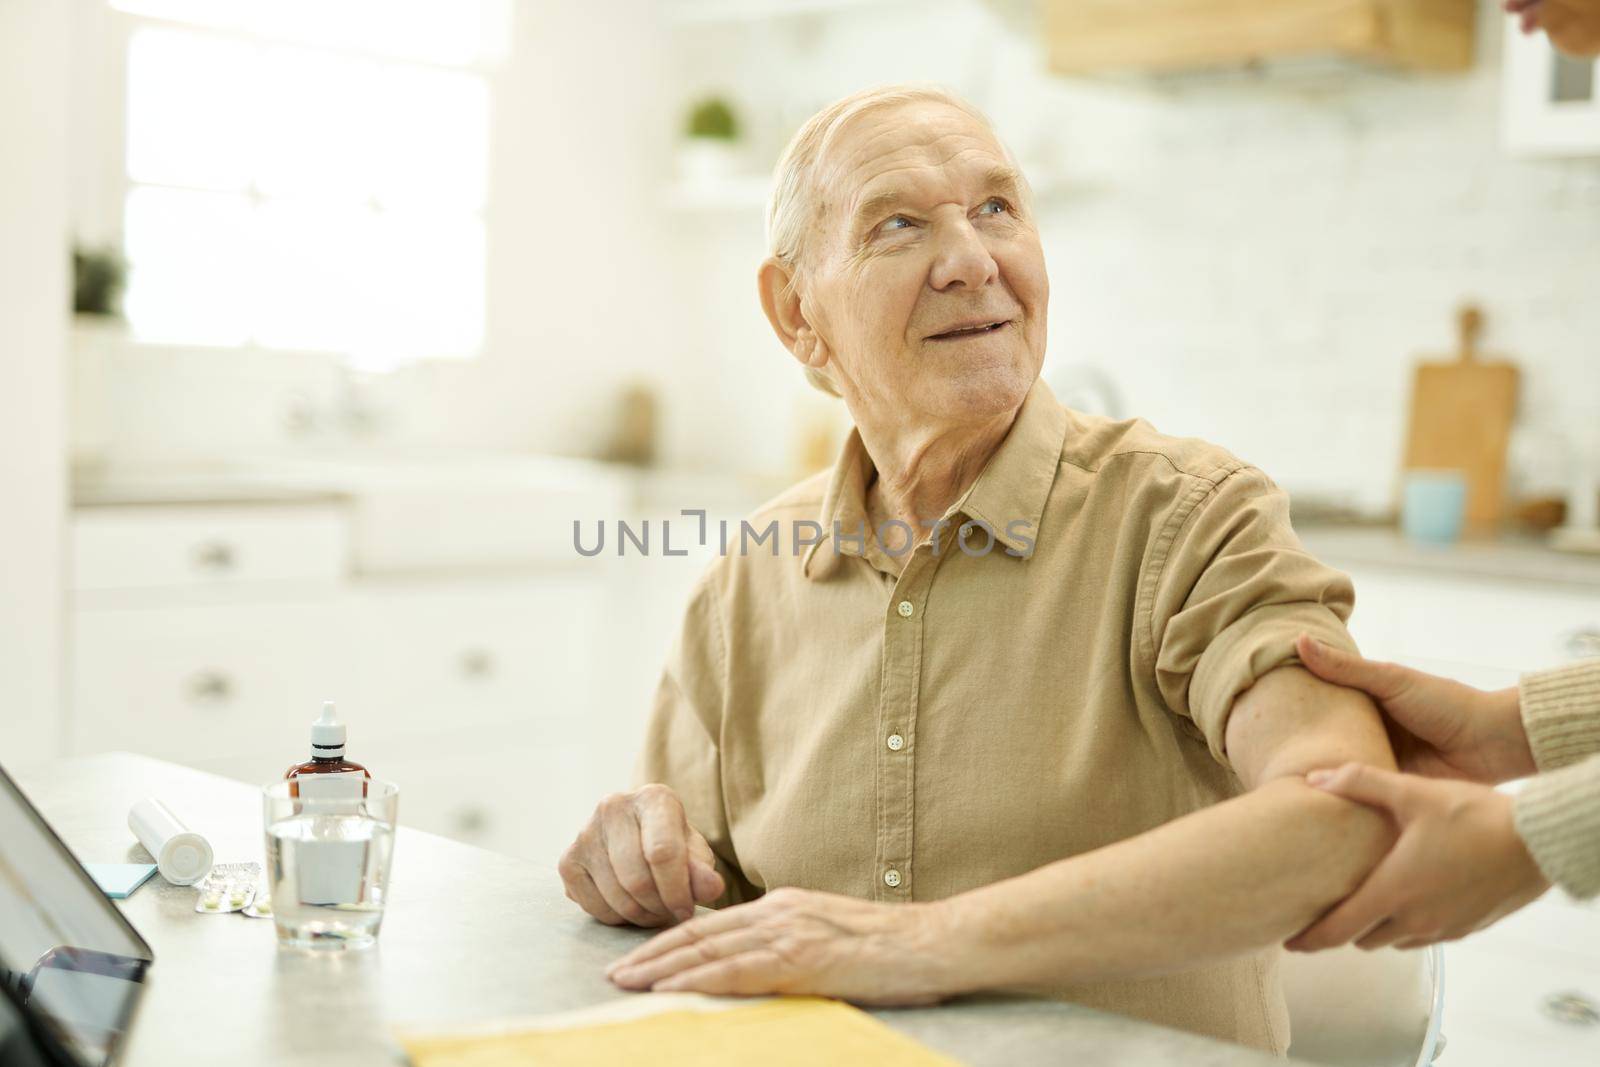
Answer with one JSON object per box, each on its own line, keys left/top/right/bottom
{"left": 1511, "top": 658, "right": 1600, "bottom": 900}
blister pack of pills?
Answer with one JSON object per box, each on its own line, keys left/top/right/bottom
{"left": 193, "top": 861, "right": 259, "bottom": 914}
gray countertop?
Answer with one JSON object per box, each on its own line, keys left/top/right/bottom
{"left": 70, "top": 458, "right": 1600, "bottom": 594}
{"left": 15, "top": 754, "right": 1291, "bottom": 1067}
{"left": 1299, "top": 524, "right": 1600, "bottom": 590}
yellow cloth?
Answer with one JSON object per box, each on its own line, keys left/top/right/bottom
{"left": 399, "top": 997, "right": 958, "bottom": 1067}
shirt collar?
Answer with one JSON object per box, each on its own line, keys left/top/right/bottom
{"left": 801, "top": 378, "right": 1069, "bottom": 580}
{"left": 802, "top": 424, "right": 875, "bottom": 580}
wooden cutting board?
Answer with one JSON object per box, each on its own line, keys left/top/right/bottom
{"left": 1402, "top": 305, "right": 1520, "bottom": 533}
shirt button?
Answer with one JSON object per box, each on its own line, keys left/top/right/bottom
{"left": 883, "top": 868, "right": 902, "bottom": 888}
{"left": 886, "top": 733, "right": 905, "bottom": 751}
{"left": 896, "top": 600, "right": 914, "bottom": 618}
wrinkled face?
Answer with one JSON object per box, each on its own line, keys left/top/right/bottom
{"left": 799, "top": 100, "right": 1048, "bottom": 426}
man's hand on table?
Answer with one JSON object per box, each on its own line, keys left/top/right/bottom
{"left": 559, "top": 783, "right": 725, "bottom": 927}
{"left": 606, "top": 887, "right": 957, "bottom": 1005}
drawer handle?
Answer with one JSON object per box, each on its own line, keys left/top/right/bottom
{"left": 452, "top": 806, "right": 490, "bottom": 837}
{"left": 460, "top": 649, "right": 495, "bottom": 679}
{"left": 1541, "top": 991, "right": 1599, "bottom": 1026}
{"left": 186, "top": 671, "right": 234, "bottom": 706}
{"left": 1565, "top": 628, "right": 1600, "bottom": 661}
{"left": 192, "top": 540, "right": 237, "bottom": 573}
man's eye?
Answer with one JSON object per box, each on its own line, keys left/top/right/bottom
{"left": 977, "top": 198, "right": 1008, "bottom": 216}
{"left": 880, "top": 215, "right": 913, "bottom": 232}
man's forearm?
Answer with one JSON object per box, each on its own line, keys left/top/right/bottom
{"left": 930, "top": 775, "right": 1396, "bottom": 994}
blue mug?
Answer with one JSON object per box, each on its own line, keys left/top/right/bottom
{"left": 1401, "top": 470, "right": 1468, "bottom": 545}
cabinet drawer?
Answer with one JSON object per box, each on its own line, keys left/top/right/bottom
{"left": 1442, "top": 904, "right": 1600, "bottom": 1067}
{"left": 362, "top": 724, "right": 598, "bottom": 862}
{"left": 70, "top": 599, "right": 349, "bottom": 766}
{"left": 72, "top": 504, "right": 348, "bottom": 592}
{"left": 348, "top": 574, "right": 605, "bottom": 737}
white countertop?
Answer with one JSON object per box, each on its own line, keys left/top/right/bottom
{"left": 14, "top": 753, "right": 1296, "bottom": 1067}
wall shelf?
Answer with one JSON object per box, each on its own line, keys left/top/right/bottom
{"left": 665, "top": 176, "right": 773, "bottom": 212}
{"left": 1043, "top": 0, "right": 1476, "bottom": 76}
{"left": 666, "top": 0, "right": 905, "bottom": 27}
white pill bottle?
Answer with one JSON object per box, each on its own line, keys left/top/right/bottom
{"left": 128, "top": 797, "right": 214, "bottom": 885}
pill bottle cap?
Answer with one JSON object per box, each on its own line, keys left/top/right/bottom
{"left": 311, "top": 700, "right": 346, "bottom": 759}
{"left": 163, "top": 838, "right": 213, "bottom": 884}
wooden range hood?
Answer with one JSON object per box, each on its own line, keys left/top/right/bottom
{"left": 1042, "top": 0, "right": 1476, "bottom": 75}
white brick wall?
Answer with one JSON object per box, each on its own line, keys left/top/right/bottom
{"left": 76, "top": 0, "right": 1598, "bottom": 511}
{"left": 666, "top": 0, "right": 1600, "bottom": 511}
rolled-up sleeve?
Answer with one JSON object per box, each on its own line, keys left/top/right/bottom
{"left": 633, "top": 570, "right": 754, "bottom": 906}
{"left": 1147, "top": 465, "right": 1359, "bottom": 767}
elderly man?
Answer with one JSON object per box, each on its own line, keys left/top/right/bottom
{"left": 558, "top": 85, "right": 1425, "bottom": 1053}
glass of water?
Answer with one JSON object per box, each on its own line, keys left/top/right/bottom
{"left": 262, "top": 779, "right": 398, "bottom": 951}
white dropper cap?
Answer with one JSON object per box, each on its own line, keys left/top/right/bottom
{"left": 311, "top": 700, "right": 346, "bottom": 759}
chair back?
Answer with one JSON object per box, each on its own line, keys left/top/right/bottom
{"left": 1280, "top": 944, "right": 1444, "bottom": 1066}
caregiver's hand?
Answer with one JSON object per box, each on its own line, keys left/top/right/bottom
{"left": 1505, "top": 0, "right": 1600, "bottom": 57}
{"left": 1296, "top": 634, "right": 1537, "bottom": 784}
{"left": 1286, "top": 763, "right": 1549, "bottom": 952}
{"left": 1506, "top": 0, "right": 1548, "bottom": 34}
{"left": 558, "top": 784, "right": 725, "bottom": 927}
{"left": 606, "top": 887, "right": 956, "bottom": 1005}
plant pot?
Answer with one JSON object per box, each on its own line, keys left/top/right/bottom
{"left": 676, "top": 138, "right": 745, "bottom": 185}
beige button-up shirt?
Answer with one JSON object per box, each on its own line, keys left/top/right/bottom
{"left": 638, "top": 379, "right": 1359, "bottom": 1052}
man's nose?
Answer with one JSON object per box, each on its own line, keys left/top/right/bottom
{"left": 928, "top": 218, "right": 998, "bottom": 291}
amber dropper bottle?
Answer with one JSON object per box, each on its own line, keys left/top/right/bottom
{"left": 285, "top": 701, "right": 370, "bottom": 798}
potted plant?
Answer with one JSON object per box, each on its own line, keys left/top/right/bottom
{"left": 69, "top": 243, "right": 129, "bottom": 475}
{"left": 677, "top": 95, "right": 744, "bottom": 185}
{"left": 73, "top": 244, "right": 127, "bottom": 318}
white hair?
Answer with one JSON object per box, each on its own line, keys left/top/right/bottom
{"left": 765, "top": 84, "right": 1030, "bottom": 397}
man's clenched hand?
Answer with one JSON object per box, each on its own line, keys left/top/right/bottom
{"left": 558, "top": 784, "right": 725, "bottom": 927}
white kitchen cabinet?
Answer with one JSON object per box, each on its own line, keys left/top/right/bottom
{"left": 70, "top": 596, "right": 349, "bottom": 767}
{"left": 70, "top": 501, "right": 353, "bottom": 773}
{"left": 346, "top": 571, "right": 604, "bottom": 739}
{"left": 337, "top": 571, "right": 618, "bottom": 859}
{"left": 359, "top": 719, "right": 599, "bottom": 863}
{"left": 67, "top": 500, "right": 619, "bottom": 859}
{"left": 1435, "top": 890, "right": 1600, "bottom": 1067}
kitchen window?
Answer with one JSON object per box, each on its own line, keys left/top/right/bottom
{"left": 110, "top": 0, "right": 506, "bottom": 366}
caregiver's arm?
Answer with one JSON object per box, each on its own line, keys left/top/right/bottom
{"left": 608, "top": 663, "right": 1400, "bottom": 1001}
{"left": 937, "top": 663, "right": 1397, "bottom": 992}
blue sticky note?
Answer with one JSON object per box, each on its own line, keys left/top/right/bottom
{"left": 86, "top": 863, "right": 158, "bottom": 899}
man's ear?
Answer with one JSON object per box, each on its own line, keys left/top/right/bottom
{"left": 757, "top": 257, "right": 829, "bottom": 374}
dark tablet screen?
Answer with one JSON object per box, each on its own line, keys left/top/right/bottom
{"left": 0, "top": 766, "right": 152, "bottom": 1067}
